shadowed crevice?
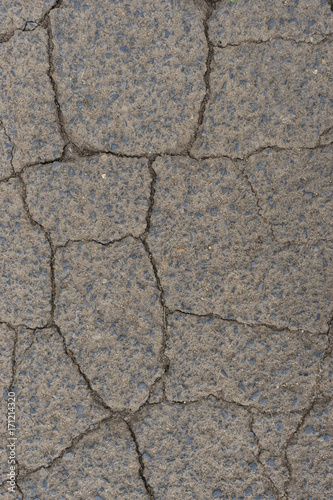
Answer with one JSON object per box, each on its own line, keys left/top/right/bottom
{"left": 187, "top": 0, "right": 215, "bottom": 154}
{"left": 212, "top": 33, "right": 333, "bottom": 50}
{"left": 125, "top": 420, "right": 156, "bottom": 499}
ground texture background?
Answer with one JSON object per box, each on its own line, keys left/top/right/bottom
{"left": 0, "top": 0, "right": 332, "bottom": 498}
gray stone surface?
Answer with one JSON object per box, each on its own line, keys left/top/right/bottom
{"left": 148, "top": 156, "right": 333, "bottom": 333}
{"left": 239, "top": 147, "right": 333, "bottom": 243}
{"left": 0, "top": 179, "right": 51, "bottom": 327}
{"left": 20, "top": 420, "right": 149, "bottom": 499}
{"left": 50, "top": 0, "right": 206, "bottom": 155}
{"left": 55, "top": 238, "right": 163, "bottom": 411}
{"left": 14, "top": 327, "right": 109, "bottom": 472}
{"left": 23, "top": 155, "right": 151, "bottom": 245}
{"left": 132, "top": 399, "right": 274, "bottom": 499}
{"left": 165, "top": 312, "right": 327, "bottom": 411}
{"left": 192, "top": 40, "right": 333, "bottom": 158}
{"left": 0, "top": 29, "right": 64, "bottom": 171}
{"left": 287, "top": 400, "right": 333, "bottom": 498}
{"left": 0, "top": 0, "right": 55, "bottom": 36}
{"left": 209, "top": 0, "right": 333, "bottom": 47}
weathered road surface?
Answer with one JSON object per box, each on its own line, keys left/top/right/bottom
{"left": 0, "top": 0, "right": 332, "bottom": 498}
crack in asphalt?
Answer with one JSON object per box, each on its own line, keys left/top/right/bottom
{"left": 0, "top": 121, "right": 15, "bottom": 175}
{"left": 0, "top": 141, "right": 331, "bottom": 185}
{"left": 186, "top": 0, "right": 215, "bottom": 155}
{"left": 44, "top": 15, "right": 70, "bottom": 149}
{"left": 232, "top": 159, "right": 277, "bottom": 242}
{"left": 167, "top": 308, "right": 332, "bottom": 337}
{"left": 211, "top": 33, "right": 333, "bottom": 50}
{"left": 125, "top": 420, "right": 156, "bottom": 499}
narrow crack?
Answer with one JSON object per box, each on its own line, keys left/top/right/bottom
{"left": 55, "top": 234, "right": 135, "bottom": 250}
{"left": 157, "top": 390, "right": 302, "bottom": 419}
{"left": 140, "top": 238, "right": 170, "bottom": 399}
{"left": 54, "top": 324, "right": 114, "bottom": 415}
{"left": 168, "top": 308, "right": 328, "bottom": 337}
{"left": 0, "top": 321, "right": 36, "bottom": 331}
{"left": 319, "top": 125, "right": 333, "bottom": 145}
{"left": 317, "top": 332, "right": 333, "bottom": 399}
{"left": 279, "top": 320, "right": 333, "bottom": 497}
{"left": 137, "top": 156, "right": 170, "bottom": 400}
{"left": 146, "top": 377, "right": 164, "bottom": 404}
{"left": 0, "top": 120, "right": 15, "bottom": 175}
{"left": 17, "top": 174, "right": 55, "bottom": 327}
{"left": 125, "top": 420, "right": 156, "bottom": 499}
{"left": 232, "top": 159, "right": 277, "bottom": 241}
{"left": 163, "top": 392, "right": 318, "bottom": 418}
{"left": 142, "top": 157, "right": 158, "bottom": 239}
{"left": 64, "top": 145, "right": 157, "bottom": 160}
{"left": 19, "top": 152, "right": 67, "bottom": 175}
{"left": 13, "top": 330, "right": 37, "bottom": 370}
{"left": 248, "top": 410, "right": 284, "bottom": 499}
{"left": 0, "top": 141, "right": 331, "bottom": 184}
{"left": 165, "top": 392, "right": 226, "bottom": 407}
{"left": 44, "top": 15, "right": 70, "bottom": 149}
{"left": 280, "top": 396, "right": 328, "bottom": 497}
{"left": 187, "top": 0, "right": 215, "bottom": 154}
{"left": 212, "top": 33, "right": 333, "bottom": 50}
{"left": 191, "top": 137, "right": 333, "bottom": 162}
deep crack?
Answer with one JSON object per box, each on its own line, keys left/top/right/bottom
{"left": 187, "top": 0, "right": 215, "bottom": 154}
{"left": 168, "top": 308, "right": 327, "bottom": 337}
{"left": 44, "top": 14, "right": 72, "bottom": 150}
{"left": 140, "top": 238, "right": 170, "bottom": 398}
{"left": 125, "top": 420, "right": 156, "bottom": 499}
{"left": 212, "top": 33, "right": 333, "bottom": 50}
{"left": 17, "top": 174, "right": 56, "bottom": 327}
{"left": 142, "top": 157, "right": 158, "bottom": 239}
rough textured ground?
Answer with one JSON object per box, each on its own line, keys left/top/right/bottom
{"left": 0, "top": 0, "right": 332, "bottom": 499}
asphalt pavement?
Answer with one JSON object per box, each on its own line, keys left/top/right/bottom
{"left": 0, "top": 0, "right": 332, "bottom": 498}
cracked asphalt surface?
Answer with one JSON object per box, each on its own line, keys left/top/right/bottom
{"left": 0, "top": 0, "right": 332, "bottom": 498}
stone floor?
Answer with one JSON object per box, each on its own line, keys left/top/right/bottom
{"left": 0, "top": 0, "right": 332, "bottom": 498}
